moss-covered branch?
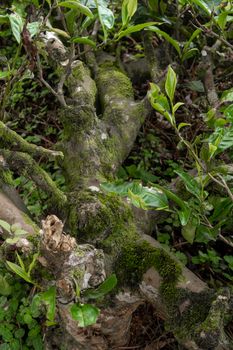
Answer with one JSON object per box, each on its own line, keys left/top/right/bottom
{"left": 0, "top": 121, "right": 63, "bottom": 161}
{"left": 0, "top": 150, "right": 67, "bottom": 208}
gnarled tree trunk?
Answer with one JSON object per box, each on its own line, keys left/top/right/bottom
{"left": 0, "top": 33, "right": 232, "bottom": 350}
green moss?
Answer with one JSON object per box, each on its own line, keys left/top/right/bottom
{"left": 116, "top": 241, "right": 182, "bottom": 286}
{"left": 68, "top": 189, "right": 135, "bottom": 245}
{"left": 66, "top": 60, "right": 97, "bottom": 106}
{"left": 0, "top": 168, "right": 14, "bottom": 186}
{"left": 97, "top": 65, "right": 134, "bottom": 109}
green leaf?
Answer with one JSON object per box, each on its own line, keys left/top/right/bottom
{"left": 221, "top": 87, "right": 233, "bottom": 102}
{"left": 147, "top": 26, "right": 181, "bottom": 57}
{"left": 5, "top": 237, "right": 21, "bottom": 244}
{"left": 210, "top": 197, "right": 233, "bottom": 222}
{"left": 101, "top": 181, "right": 169, "bottom": 210}
{"left": 97, "top": 4, "right": 114, "bottom": 29}
{"left": 208, "top": 143, "right": 217, "bottom": 160}
{"left": 58, "top": 1, "right": 94, "bottom": 18}
{"left": 217, "top": 127, "right": 233, "bottom": 152}
{"left": 9, "top": 12, "right": 24, "bottom": 44}
{"left": 177, "top": 206, "right": 191, "bottom": 226}
{"left": 215, "top": 11, "right": 228, "bottom": 30}
{"left": 96, "top": 1, "right": 114, "bottom": 41}
{"left": 11, "top": 224, "right": 27, "bottom": 235}
{"left": 0, "top": 71, "right": 11, "bottom": 80}
{"left": 70, "top": 303, "right": 100, "bottom": 327}
{"left": 189, "top": 0, "right": 212, "bottom": 16}
{"left": 83, "top": 274, "right": 117, "bottom": 299}
{"left": 152, "top": 184, "right": 191, "bottom": 225}
{"left": 27, "top": 22, "right": 40, "bottom": 37}
{"left": 6, "top": 261, "right": 34, "bottom": 284}
{"left": 165, "top": 65, "right": 177, "bottom": 103}
{"left": 182, "top": 48, "right": 199, "bottom": 61}
{"left": 177, "top": 122, "right": 191, "bottom": 131}
{"left": 72, "top": 36, "right": 96, "bottom": 47}
{"left": 173, "top": 102, "right": 184, "bottom": 113}
{"left": 195, "top": 225, "right": 218, "bottom": 243}
{"left": 100, "top": 181, "right": 135, "bottom": 196}
{"left": 186, "top": 80, "right": 204, "bottom": 92}
{"left": 184, "top": 28, "right": 202, "bottom": 51}
{"left": 224, "top": 255, "right": 233, "bottom": 270}
{"left": 117, "top": 22, "right": 158, "bottom": 40}
{"left": 28, "top": 253, "right": 39, "bottom": 277}
{"left": 175, "top": 169, "right": 202, "bottom": 199}
{"left": 122, "top": 0, "right": 138, "bottom": 27}
{"left": 181, "top": 218, "right": 197, "bottom": 243}
{"left": 223, "top": 104, "right": 233, "bottom": 121}
{"left": 49, "top": 27, "right": 71, "bottom": 38}
{"left": 0, "top": 219, "right": 11, "bottom": 233}
{"left": 0, "top": 15, "right": 9, "bottom": 24}
{"left": 0, "top": 275, "right": 12, "bottom": 296}
{"left": 40, "top": 286, "right": 56, "bottom": 322}
{"left": 16, "top": 252, "right": 25, "bottom": 271}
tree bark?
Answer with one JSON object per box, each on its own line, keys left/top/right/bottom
{"left": 0, "top": 35, "right": 232, "bottom": 350}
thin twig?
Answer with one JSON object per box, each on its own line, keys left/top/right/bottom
{"left": 57, "top": 43, "right": 75, "bottom": 105}
{"left": 36, "top": 53, "right": 66, "bottom": 106}
{"left": 208, "top": 173, "right": 233, "bottom": 201}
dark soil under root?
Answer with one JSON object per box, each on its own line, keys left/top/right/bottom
{"left": 125, "top": 303, "right": 183, "bottom": 350}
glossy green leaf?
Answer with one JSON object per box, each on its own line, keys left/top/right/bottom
{"left": 83, "top": 274, "right": 117, "bottom": 299}
{"left": 58, "top": 1, "right": 94, "bottom": 18}
{"left": 100, "top": 181, "right": 135, "bottom": 196}
{"left": 6, "top": 261, "right": 34, "bottom": 284}
{"left": 165, "top": 65, "right": 177, "bottom": 102}
{"left": 122, "top": 0, "right": 138, "bottom": 27}
{"left": 72, "top": 36, "right": 96, "bottom": 47}
{"left": 101, "top": 181, "right": 168, "bottom": 210}
{"left": 98, "top": 4, "right": 114, "bottom": 29}
{"left": 189, "top": 0, "right": 212, "bottom": 16}
{"left": 147, "top": 26, "right": 181, "bottom": 57}
{"left": 117, "top": 22, "right": 158, "bottom": 40}
{"left": 70, "top": 303, "right": 100, "bottom": 327}
{"left": 9, "top": 12, "right": 24, "bottom": 44}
